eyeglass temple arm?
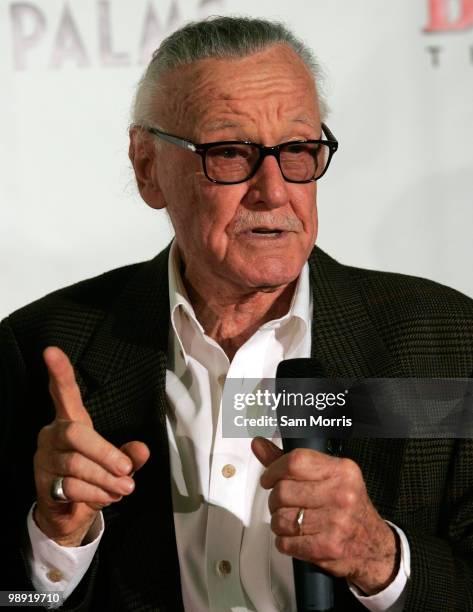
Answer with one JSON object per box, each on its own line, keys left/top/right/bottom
{"left": 145, "top": 127, "right": 197, "bottom": 152}
{"left": 321, "top": 123, "right": 338, "bottom": 148}
{"left": 146, "top": 123, "right": 337, "bottom": 153}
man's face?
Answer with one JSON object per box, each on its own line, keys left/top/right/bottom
{"left": 144, "top": 44, "right": 321, "bottom": 294}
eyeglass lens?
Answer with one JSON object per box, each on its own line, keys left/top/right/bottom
{"left": 205, "top": 142, "right": 330, "bottom": 183}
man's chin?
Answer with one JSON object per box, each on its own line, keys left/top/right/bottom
{"left": 235, "top": 269, "right": 302, "bottom": 293}
{"left": 210, "top": 252, "right": 308, "bottom": 295}
{"left": 256, "top": 285, "right": 284, "bottom": 293}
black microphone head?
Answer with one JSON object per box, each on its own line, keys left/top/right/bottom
{"left": 276, "top": 358, "right": 326, "bottom": 378}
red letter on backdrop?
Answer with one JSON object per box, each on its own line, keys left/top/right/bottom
{"left": 425, "top": 0, "right": 473, "bottom": 31}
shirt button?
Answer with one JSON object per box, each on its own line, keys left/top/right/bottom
{"left": 221, "top": 464, "right": 236, "bottom": 478}
{"left": 47, "top": 569, "right": 63, "bottom": 583}
{"left": 216, "top": 560, "right": 232, "bottom": 576}
{"left": 218, "top": 374, "right": 226, "bottom": 386}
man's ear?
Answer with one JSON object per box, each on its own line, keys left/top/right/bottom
{"left": 128, "top": 127, "right": 166, "bottom": 210}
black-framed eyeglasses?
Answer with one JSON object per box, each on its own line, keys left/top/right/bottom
{"left": 144, "top": 123, "right": 338, "bottom": 185}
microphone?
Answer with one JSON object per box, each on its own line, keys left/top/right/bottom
{"left": 276, "top": 358, "right": 335, "bottom": 612}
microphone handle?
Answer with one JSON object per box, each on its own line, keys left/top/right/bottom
{"left": 282, "top": 437, "right": 334, "bottom": 612}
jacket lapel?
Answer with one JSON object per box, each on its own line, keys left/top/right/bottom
{"left": 308, "top": 247, "right": 404, "bottom": 378}
{"left": 308, "top": 247, "right": 407, "bottom": 514}
{"left": 75, "top": 245, "right": 184, "bottom": 610}
{"left": 77, "top": 246, "right": 171, "bottom": 441}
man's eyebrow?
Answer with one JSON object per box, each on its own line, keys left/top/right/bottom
{"left": 200, "top": 116, "right": 318, "bottom": 138}
{"left": 205, "top": 118, "right": 316, "bottom": 130}
{"left": 292, "top": 116, "right": 317, "bottom": 127}
{"left": 204, "top": 120, "right": 243, "bottom": 132}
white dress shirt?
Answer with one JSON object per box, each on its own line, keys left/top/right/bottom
{"left": 26, "top": 242, "right": 410, "bottom": 610}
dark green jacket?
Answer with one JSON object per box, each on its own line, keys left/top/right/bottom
{"left": 1, "top": 246, "right": 473, "bottom": 611}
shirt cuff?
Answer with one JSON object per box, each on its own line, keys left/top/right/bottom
{"left": 347, "top": 521, "right": 411, "bottom": 612}
{"left": 26, "top": 504, "right": 104, "bottom": 605}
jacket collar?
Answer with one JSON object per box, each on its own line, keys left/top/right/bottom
{"left": 79, "top": 245, "right": 171, "bottom": 390}
{"left": 78, "top": 244, "right": 404, "bottom": 398}
{"left": 308, "top": 247, "right": 404, "bottom": 378}
{"left": 76, "top": 245, "right": 172, "bottom": 473}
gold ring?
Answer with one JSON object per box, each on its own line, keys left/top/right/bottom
{"left": 296, "top": 507, "right": 305, "bottom": 532}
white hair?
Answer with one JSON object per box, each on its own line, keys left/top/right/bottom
{"left": 131, "top": 15, "right": 329, "bottom": 128}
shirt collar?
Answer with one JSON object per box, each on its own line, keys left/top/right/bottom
{"left": 168, "top": 240, "right": 202, "bottom": 328}
{"left": 167, "top": 239, "right": 312, "bottom": 355}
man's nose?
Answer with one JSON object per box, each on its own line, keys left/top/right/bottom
{"left": 248, "top": 154, "right": 289, "bottom": 209}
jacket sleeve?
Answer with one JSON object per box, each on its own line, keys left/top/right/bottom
{"left": 402, "top": 436, "right": 473, "bottom": 611}
{"left": 0, "top": 317, "right": 99, "bottom": 611}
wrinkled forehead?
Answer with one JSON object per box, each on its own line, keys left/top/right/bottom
{"left": 154, "top": 44, "right": 320, "bottom": 137}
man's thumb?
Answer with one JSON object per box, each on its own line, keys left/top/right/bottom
{"left": 251, "top": 437, "right": 283, "bottom": 468}
{"left": 120, "top": 441, "right": 150, "bottom": 472}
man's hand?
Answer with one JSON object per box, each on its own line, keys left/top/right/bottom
{"left": 33, "top": 347, "right": 150, "bottom": 547}
{"left": 251, "top": 437, "right": 399, "bottom": 595}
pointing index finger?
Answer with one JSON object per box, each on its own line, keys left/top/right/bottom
{"left": 43, "top": 346, "right": 93, "bottom": 427}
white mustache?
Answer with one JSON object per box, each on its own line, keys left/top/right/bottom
{"left": 232, "top": 212, "right": 302, "bottom": 233}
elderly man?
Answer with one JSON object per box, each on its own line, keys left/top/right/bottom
{"left": 1, "top": 16, "right": 472, "bottom": 612}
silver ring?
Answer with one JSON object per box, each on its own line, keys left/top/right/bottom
{"left": 50, "top": 476, "right": 69, "bottom": 503}
{"left": 296, "top": 508, "right": 305, "bottom": 532}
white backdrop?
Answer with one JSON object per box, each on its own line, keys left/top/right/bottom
{"left": 1, "top": 0, "right": 472, "bottom": 318}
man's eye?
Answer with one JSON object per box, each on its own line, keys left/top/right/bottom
{"left": 285, "top": 144, "right": 305, "bottom": 154}
{"left": 285, "top": 143, "right": 316, "bottom": 155}
{"left": 221, "top": 148, "right": 240, "bottom": 158}
{"left": 209, "top": 145, "right": 250, "bottom": 159}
